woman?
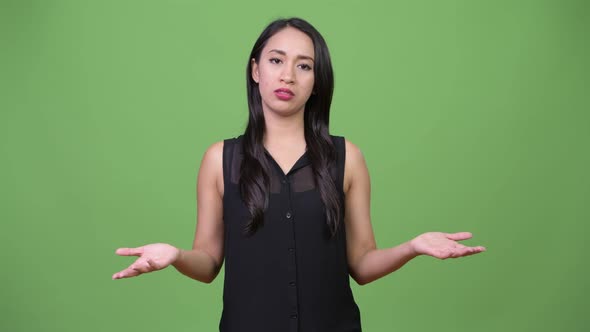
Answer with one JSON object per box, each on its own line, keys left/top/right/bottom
{"left": 112, "top": 17, "right": 486, "bottom": 331}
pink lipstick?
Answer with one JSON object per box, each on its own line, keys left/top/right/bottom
{"left": 274, "top": 88, "right": 294, "bottom": 101}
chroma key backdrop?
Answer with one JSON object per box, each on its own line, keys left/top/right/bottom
{"left": 1, "top": 1, "right": 588, "bottom": 331}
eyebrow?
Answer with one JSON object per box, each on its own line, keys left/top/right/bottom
{"left": 268, "top": 49, "right": 315, "bottom": 62}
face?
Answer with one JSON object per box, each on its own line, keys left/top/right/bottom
{"left": 251, "top": 27, "right": 315, "bottom": 117}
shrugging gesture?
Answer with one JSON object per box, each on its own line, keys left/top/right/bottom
{"left": 343, "top": 139, "right": 486, "bottom": 285}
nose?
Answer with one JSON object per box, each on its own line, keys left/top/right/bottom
{"left": 280, "top": 64, "right": 295, "bottom": 84}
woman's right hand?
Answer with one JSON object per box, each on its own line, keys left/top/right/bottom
{"left": 112, "top": 243, "right": 181, "bottom": 280}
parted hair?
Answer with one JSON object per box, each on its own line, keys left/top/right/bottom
{"left": 240, "top": 17, "right": 341, "bottom": 237}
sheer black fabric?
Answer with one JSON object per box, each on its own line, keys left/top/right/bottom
{"left": 219, "top": 135, "right": 362, "bottom": 332}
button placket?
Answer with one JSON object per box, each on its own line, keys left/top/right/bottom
{"left": 284, "top": 175, "right": 299, "bottom": 331}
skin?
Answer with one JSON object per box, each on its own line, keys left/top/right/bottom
{"left": 252, "top": 27, "right": 314, "bottom": 173}
{"left": 112, "top": 27, "right": 486, "bottom": 283}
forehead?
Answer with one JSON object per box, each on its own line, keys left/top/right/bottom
{"left": 262, "top": 27, "right": 315, "bottom": 58}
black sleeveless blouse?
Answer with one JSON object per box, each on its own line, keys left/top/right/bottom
{"left": 219, "top": 135, "right": 362, "bottom": 332}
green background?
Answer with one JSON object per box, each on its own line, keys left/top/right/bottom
{"left": 1, "top": 0, "right": 588, "bottom": 331}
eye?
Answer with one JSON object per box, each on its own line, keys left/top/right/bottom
{"left": 269, "top": 58, "right": 282, "bottom": 64}
{"left": 298, "top": 63, "right": 313, "bottom": 71}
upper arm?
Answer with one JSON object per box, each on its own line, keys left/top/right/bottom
{"left": 193, "top": 141, "right": 225, "bottom": 271}
{"left": 343, "top": 139, "right": 377, "bottom": 281}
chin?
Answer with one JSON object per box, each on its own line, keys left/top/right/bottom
{"left": 270, "top": 108, "right": 304, "bottom": 117}
{"left": 263, "top": 102, "right": 305, "bottom": 117}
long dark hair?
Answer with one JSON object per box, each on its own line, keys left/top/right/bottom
{"left": 240, "top": 17, "right": 341, "bottom": 236}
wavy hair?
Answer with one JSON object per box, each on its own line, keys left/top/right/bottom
{"left": 240, "top": 17, "right": 341, "bottom": 236}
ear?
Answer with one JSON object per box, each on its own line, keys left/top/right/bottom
{"left": 251, "top": 58, "right": 259, "bottom": 83}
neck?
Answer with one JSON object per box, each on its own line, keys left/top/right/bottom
{"left": 262, "top": 109, "right": 306, "bottom": 149}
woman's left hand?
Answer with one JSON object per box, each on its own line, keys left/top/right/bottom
{"left": 409, "top": 232, "right": 486, "bottom": 259}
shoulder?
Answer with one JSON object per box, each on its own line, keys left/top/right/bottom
{"left": 202, "top": 140, "right": 224, "bottom": 164}
{"left": 199, "top": 140, "right": 225, "bottom": 196}
{"left": 342, "top": 138, "right": 368, "bottom": 194}
{"left": 202, "top": 134, "right": 243, "bottom": 163}
{"left": 343, "top": 138, "right": 365, "bottom": 171}
{"left": 343, "top": 138, "right": 363, "bottom": 161}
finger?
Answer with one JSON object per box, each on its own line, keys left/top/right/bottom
{"left": 445, "top": 232, "right": 473, "bottom": 241}
{"left": 146, "top": 259, "right": 159, "bottom": 271}
{"left": 465, "top": 246, "right": 486, "bottom": 253}
{"left": 113, "top": 269, "right": 139, "bottom": 279}
{"left": 131, "top": 259, "right": 155, "bottom": 274}
{"left": 457, "top": 246, "right": 476, "bottom": 257}
{"left": 131, "top": 263, "right": 150, "bottom": 274}
{"left": 455, "top": 246, "right": 486, "bottom": 258}
{"left": 112, "top": 268, "right": 142, "bottom": 280}
{"left": 115, "top": 247, "right": 144, "bottom": 257}
{"left": 470, "top": 246, "right": 487, "bottom": 254}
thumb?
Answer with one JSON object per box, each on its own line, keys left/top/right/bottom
{"left": 115, "top": 247, "right": 144, "bottom": 256}
{"left": 445, "top": 232, "right": 473, "bottom": 241}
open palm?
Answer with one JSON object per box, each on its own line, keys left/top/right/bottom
{"left": 112, "top": 243, "right": 180, "bottom": 280}
{"left": 410, "top": 232, "right": 486, "bottom": 259}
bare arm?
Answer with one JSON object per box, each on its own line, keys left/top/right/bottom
{"left": 112, "top": 142, "right": 226, "bottom": 282}
{"left": 343, "top": 139, "right": 486, "bottom": 285}
{"left": 172, "top": 141, "right": 225, "bottom": 283}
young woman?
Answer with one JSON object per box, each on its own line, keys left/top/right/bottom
{"left": 112, "top": 17, "right": 486, "bottom": 332}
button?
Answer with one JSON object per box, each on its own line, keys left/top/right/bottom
{"left": 288, "top": 247, "right": 294, "bottom": 252}
{"left": 289, "top": 281, "right": 296, "bottom": 286}
{"left": 286, "top": 212, "right": 292, "bottom": 219}
{"left": 290, "top": 314, "right": 298, "bottom": 319}
{"left": 282, "top": 179, "right": 288, "bottom": 184}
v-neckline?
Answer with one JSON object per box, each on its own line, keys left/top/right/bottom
{"left": 263, "top": 147, "right": 308, "bottom": 177}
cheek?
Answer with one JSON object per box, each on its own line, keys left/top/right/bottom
{"left": 257, "top": 68, "right": 274, "bottom": 90}
{"left": 303, "top": 76, "right": 315, "bottom": 93}
{"left": 258, "top": 80, "right": 273, "bottom": 96}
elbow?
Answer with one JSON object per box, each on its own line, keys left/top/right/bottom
{"left": 353, "top": 276, "right": 372, "bottom": 286}
{"left": 348, "top": 253, "right": 375, "bottom": 286}
{"left": 350, "top": 270, "right": 372, "bottom": 286}
{"left": 195, "top": 271, "right": 217, "bottom": 284}
{"left": 186, "top": 262, "right": 221, "bottom": 284}
{"left": 354, "top": 278, "right": 368, "bottom": 286}
{"left": 201, "top": 263, "right": 223, "bottom": 284}
{"left": 200, "top": 276, "right": 215, "bottom": 284}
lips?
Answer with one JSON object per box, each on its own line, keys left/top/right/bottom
{"left": 274, "top": 88, "right": 294, "bottom": 101}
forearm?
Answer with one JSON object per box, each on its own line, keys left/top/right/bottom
{"left": 351, "top": 241, "right": 419, "bottom": 285}
{"left": 172, "top": 248, "right": 221, "bottom": 283}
